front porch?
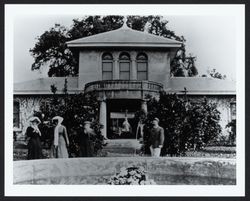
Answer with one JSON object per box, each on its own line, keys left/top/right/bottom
{"left": 85, "top": 80, "right": 163, "bottom": 139}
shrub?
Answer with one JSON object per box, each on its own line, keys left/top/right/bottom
{"left": 138, "top": 92, "right": 222, "bottom": 156}
{"left": 36, "top": 79, "right": 106, "bottom": 157}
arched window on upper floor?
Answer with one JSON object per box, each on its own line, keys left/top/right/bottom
{"left": 119, "top": 52, "right": 131, "bottom": 80}
{"left": 102, "top": 53, "right": 113, "bottom": 80}
{"left": 136, "top": 53, "right": 148, "bottom": 80}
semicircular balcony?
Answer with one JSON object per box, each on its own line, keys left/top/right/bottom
{"left": 84, "top": 80, "right": 163, "bottom": 99}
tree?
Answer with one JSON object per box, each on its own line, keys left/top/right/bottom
{"left": 30, "top": 15, "right": 198, "bottom": 77}
{"left": 30, "top": 24, "right": 78, "bottom": 77}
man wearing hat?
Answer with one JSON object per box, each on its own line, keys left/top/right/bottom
{"left": 149, "top": 117, "right": 165, "bottom": 157}
{"left": 79, "top": 121, "right": 96, "bottom": 157}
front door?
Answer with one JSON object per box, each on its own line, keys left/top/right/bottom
{"left": 107, "top": 99, "right": 140, "bottom": 139}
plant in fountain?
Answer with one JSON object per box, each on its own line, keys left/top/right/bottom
{"left": 108, "top": 166, "right": 156, "bottom": 185}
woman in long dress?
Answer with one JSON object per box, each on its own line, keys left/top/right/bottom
{"left": 51, "top": 116, "right": 69, "bottom": 158}
{"left": 26, "top": 117, "right": 42, "bottom": 160}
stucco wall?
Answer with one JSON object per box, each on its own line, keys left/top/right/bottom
{"left": 147, "top": 51, "right": 170, "bottom": 89}
{"left": 78, "top": 50, "right": 171, "bottom": 88}
{"left": 14, "top": 96, "right": 50, "bottom": 135}
{"left": 79, "top": 50, "right": 102, "bottom": 89}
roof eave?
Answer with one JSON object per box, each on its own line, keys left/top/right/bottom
{"left": 14, "top": 89, "right": 80, "bottom": 95}
{"left": 167, "top": 90, "right": 236, "bottom": 95}
{"left": 67, "top": 43, "right": 182, "bottom": 48}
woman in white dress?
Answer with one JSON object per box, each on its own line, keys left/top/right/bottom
{"left": 51, "top": 116, "right": 69, "bottom": 158}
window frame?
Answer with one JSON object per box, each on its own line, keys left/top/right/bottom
{"left": 102, "top": 53, "right": 113, "bottom": 80}
{"left": 119, "top": 52, "right": 131, "bottom": 80}
{"left": 136, "top": 53, "right": 148, "bottom": 80}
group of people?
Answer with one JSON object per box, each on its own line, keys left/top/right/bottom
{"left": 26, "top": 116, "right": 95, "bottom": 160}
{"left": 26, "top": 115, "right": 165, "bottom": 160}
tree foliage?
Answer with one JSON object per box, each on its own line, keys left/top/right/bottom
{"left": 137, "top": 92, "right": 221, "bottom": 156}
{"left": 36, "top": 79, "right": 106, "bottom": 157}
{"left": 30, "top": 15, "right": 198, "bottom": 77}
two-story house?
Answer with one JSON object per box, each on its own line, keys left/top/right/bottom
{"left": 14, "top": 23, "right": 236, "bottom": 140}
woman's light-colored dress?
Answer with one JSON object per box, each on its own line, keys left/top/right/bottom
{"left": 52, "top": 125, "right": 69, "bottom": 158}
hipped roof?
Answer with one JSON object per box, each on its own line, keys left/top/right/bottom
{"left": 66, "top": 26, "right": 182, "bottom": 48}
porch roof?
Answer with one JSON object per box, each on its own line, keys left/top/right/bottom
{"left": 167, "top": 77, "right": 236, "bottom": 95}
{"left": 14, "top": 77, "right": 236, "bottom": 95}
{"left": 13, "top": 77, "right": 79, "bottom": 95}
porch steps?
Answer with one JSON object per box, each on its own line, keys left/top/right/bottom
{"left": 103, "top": 139, "right": 143, "bottom": 156}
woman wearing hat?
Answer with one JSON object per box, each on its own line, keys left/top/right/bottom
{"left": 26, "top": 116, "right": 42, "bottom": 160}
{"left": 52, "top": 116, "right": 69, "bottom": 158}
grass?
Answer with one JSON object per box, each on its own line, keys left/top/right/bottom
{"left": 13, "top": 140, "right": 236, "bottom": 161}
{"left": 185, "top": 146, "right": 236, "bottom": 158}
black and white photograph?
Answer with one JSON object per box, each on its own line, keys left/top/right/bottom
{"left": 4, "top": 4, "right": 245, "bottom": 197}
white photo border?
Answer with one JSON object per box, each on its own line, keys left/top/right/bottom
{"left": 5, "top": 4, "right": 245, "bottom": 197}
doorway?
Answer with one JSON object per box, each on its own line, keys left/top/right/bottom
{"left": 107, "top": 99, "right": 141, "bottom": 139}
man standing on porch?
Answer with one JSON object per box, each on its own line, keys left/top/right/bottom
{"left": 149, "top": 118, "right": 164, "bottom": 157}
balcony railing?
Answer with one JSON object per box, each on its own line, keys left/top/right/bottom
{"left": 84, "top": 80, "right": 163, "bottom": 93}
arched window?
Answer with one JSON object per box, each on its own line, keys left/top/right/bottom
{"left": 136, "top": 53, "right": 148, "bottom": 80}
{"left": 119, "top": 52, "right": 130, "bottom": 80}
{"left": 102, "top": 53, "right": 113, "bottom": 80}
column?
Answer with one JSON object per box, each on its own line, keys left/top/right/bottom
{"left": 113, "top": 53, "right": 119, "bottom": 79}
{"left": 131, "top": 52, "right": 137, "bottom": 80}
{"left": 99, "top": 98, "right": 107, "bottom": 139}
{"left": 131, "top": 59, "right": 137, "bottom": 80}
{"left": 114, "top": 59, "right": 119, "bottom": 79}
{"left": 141, "top": 99, "right": 148, "bottom": 114}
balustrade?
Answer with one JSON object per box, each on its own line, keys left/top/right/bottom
{"left": 84, "top": 80, "right": 163, "bottom": 93}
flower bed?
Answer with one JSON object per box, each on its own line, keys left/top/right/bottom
{"left": 108, "top": 166, "right": 156, "bottom": 185}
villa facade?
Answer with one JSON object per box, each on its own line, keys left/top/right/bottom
{"left": 13, "top": 24, "right": 236, "bottom": 140}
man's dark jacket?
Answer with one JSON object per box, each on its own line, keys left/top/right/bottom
{"left": 149, "top": 126, "right": 165, "bottom": 148}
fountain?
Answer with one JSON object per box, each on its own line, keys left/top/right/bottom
{"left": 13, "top": 157, "right": 236, "bottom": 185}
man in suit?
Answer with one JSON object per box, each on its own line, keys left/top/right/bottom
{"left": 149, "top": 118, "right": 164, "bottom": 157}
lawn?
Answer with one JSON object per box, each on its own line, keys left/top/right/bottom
{"left": 185, "top": 146, "right": 236, "bottom": 158}
{"left": 13, "top": 142, "right": 236, "bottom": 161}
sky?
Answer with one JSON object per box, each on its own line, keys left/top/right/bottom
{"left": 14, "top": 15, "right": 236, "bottom": 83}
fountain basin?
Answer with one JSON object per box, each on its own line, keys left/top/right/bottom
{"left": 13, "top": 157, "right": 236, "bottom": 185}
